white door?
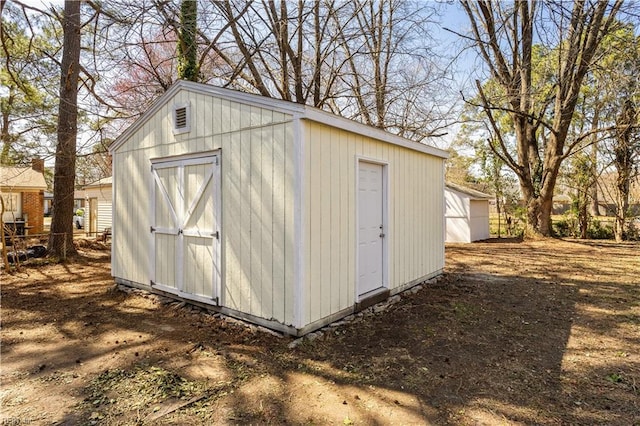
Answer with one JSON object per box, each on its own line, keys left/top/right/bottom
{"left": 358, "top": 161, "right": 385, "bottom": 296}
{"left": 151, "top": 155, "right": 221, "bottom": 304}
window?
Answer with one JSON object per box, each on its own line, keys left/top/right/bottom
{"left": 2, "top": 194, "right": 18, "bottom": 212}
{"left": 172, "top": 102, "right": 191, "bottom": 135}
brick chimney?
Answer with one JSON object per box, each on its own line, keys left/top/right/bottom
{"left": 25, "top": 158, "right": 46, "bottom": 233}
{"left": 31, "top": 158, "right": 45, "bottom": 173}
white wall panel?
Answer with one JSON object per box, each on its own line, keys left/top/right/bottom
{"left": 302, "top": 120, "right": 445, "bottom": 325}
{"left": 113, "top": 88, "right": 295, "bottom": 325}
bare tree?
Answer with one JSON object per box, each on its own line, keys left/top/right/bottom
{"left": 48, "top": 0, "right": 81, "bottom": 258}
{"left": 613, "top": 100, "right": 638, "bottom": 242}
{"left": 460, "top": 0, "right": 624, "bottom": 236}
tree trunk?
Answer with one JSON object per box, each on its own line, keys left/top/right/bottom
{"left": 177, "top": 0, "right": 198, "bottom": 81}
{"left": 588, "top": 106, "right": 601, "bottom": 217}
{"left": 461, "top": 0, "right": 623, "bottom": 238}
{"left": 613, "top": 100, "right": 636, "bottom": 242}
{"left": 48, "top": 0, "right": 80, "bottom": 258}
{"left": 1, "top": 93, "right": 14, "bottom": 165}
{"left": 521, "top": 178, "right": 555, "bottom": 237}
{"left": 614, "top": 185, "right": 628, "bottom": 242}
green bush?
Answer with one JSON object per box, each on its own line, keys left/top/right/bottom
{"left": 552, "top": 218, "right": 572, "bottom": 237}
{"left": 587, "top": 219, "right": 613, "bottom": 239}
{"left": 625, "top": 219, "right": 639, "bottom": 241}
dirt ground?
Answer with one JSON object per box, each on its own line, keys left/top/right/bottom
{"left": 1, "top": 238, "right": 638, "bottom": 425}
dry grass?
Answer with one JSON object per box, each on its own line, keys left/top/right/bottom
{"left": 1, "top": 238, "right": 638, "bottom": 425}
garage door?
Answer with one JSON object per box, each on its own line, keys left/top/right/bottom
{"left": 150, "top": 154, "right": 221, "bottom": 304}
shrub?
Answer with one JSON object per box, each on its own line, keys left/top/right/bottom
{"left": 587, "top": 219, "right": 613, "bottom": 239}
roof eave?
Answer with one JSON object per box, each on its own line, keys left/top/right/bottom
{"left": 110, "top": 80, "right": 449, "bottom": 160}
{"left": 302, "top": 107, "right": 449, "bottom": 159}
{"left": 109, "top": 80, "right": 305, "bottom": 154}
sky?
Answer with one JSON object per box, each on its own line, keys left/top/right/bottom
{"left": 13, "top": 0, "right": 480, "bottom": 150}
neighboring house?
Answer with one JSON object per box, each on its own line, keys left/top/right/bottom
{"left": 445, "top": 182, "right": 493, "bottom": 243}
{"left": 82, "top": 176, "right": 112, "bottom": 235}
{"left": 0, "top": 159, "right": 47, "bottom": 234}
{"left": 552, "top": 193, "right": 572, "bottom": 215}
{"left": 44, "top": 192, "right": 53, "bottom": 216}
{"left": 109, "top": 80, "right": 449, "bottom": 336}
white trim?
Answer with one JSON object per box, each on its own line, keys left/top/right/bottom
{"left": 110, "top": 80, "right": 449, "bottom": 161}
{"left": 303, "top": 109, "right": 449, "bottom": 159}
{"left": 176, "top": 162, "right": 185, "bottom": 292}
{"left": 110, "top": 81, "right": 303, "bottom": 153}
{"left": 149, "top": 152, "right": 221, "bottom": 301}
{"left": 354, "top": 157, "right": 389, "bottom": 303}
{"left": 182, "top": 167, "right": 213, "bottom": 229}
{"left": 111, "top": 160, "right": 116, "bottom": 275}
{"left": 293, "top": 115, "right": 305, "bottom": 329}
{"left": 151, "top": 151, "right": 220, "bottom": 165}
{"left": 151, "top": 167, "right": 179, "bottom": 228}
{"left": 149, "top": 162, "right": 156, "bottom": 286}
{"left": 212, "top": 154, "right": 222, "bottom": 305}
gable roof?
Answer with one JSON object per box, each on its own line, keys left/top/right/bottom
{"left": 0, "top": 166, "right": 47, "bottom": 191}
{"left": 83, "top": 176, "right": 112, "bottom": 189}
{"left": 446, "top": 182, "right": 493, "bottom": 200}
{"left": 110, "top": 80, "right": 449, "bottom": 159}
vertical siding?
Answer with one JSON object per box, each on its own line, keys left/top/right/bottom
{"left": 97, "top": 199, "right": 112, "bottom": 232}
{"left": 112, "top": 88, "right": 296, "bottom": 325}
{"left": 470, "top": 200, "right": 490, "bottom": 242}
{"left": 84, "top": 186, "right": 112, "bottom": 232}
{"left": 302, "top": 121, "right": 445, "bottom": 325}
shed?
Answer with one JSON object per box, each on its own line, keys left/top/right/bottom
{"left": 109, "top": 80, "right": 448, "bottom": 335}
{"left": 0, "top": 159, "right": 47, "bottom": 234}
{"left": 445, "top": 182, "right": 493, "bottom": 243}
{"left": 82, "top": 176, "right": 112, "bottom": 235}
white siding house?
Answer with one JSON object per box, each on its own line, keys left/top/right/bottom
{"left": 82, "top": 177, "right": 112, "bottom": 235}
{"left": 445, "top": 183, "right": 493, "bottom": 243}
{"left": 109, "top": 80, "right": 448, "bottom": 335}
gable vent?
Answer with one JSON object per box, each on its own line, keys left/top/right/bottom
{"left": 172, "top": 102, "right": 191, "bottom": 135}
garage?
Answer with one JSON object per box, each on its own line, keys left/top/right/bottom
{"left": 109, "top": 80, "right": 448, "bottom": 335}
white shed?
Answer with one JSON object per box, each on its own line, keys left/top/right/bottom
{"left": 109, "top": 80, "right": 448, "bottom": 335}
{"left": 82, "top": 176, "right": 112, "bottom": 235}
{"left": 445, "top": 182, "right": 493, "bottom": 243}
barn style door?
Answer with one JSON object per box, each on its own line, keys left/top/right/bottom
{"left": 357, "top": 161, "right": 386, "bottom": 297}
{"left": 150, "top": 154, "right": 221, "bottom": 304}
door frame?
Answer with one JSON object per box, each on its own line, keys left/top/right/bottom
{"left": 89, "top": 198, "right": 98, "bottom": 234}
{"left": 354, "top": 157, "right": 389, "bottom": 302}
{"left": 149, "top": 150, "right": 222, "bottom": 305}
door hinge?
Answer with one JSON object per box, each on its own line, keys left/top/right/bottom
{"left": 150, "top": 226, "right": 155, "bottom": 233}
{"left": 212, "top": 231, "right": 219, "bottom": 240}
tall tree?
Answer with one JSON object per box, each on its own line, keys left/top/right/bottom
{"left": 90, "top": 0, "right": 452, "bottom": 142}
{"left": 0, "top": 1, "right": 59, "bottom": 164}
{"left": 207, "top": 0, "right": 451, "bottom": 140}
{"left": 613, "top": 100, "right": 638, "bottom": 242}
{"left": 177, "top": 0, "right": 198, "bottom": 81}
{"left": 557, "top": 24, "right": 640, "bottom": 239}
{"left": 49, "top": 0, "right": 81, "bottom": 257}
{"left": 460, "top": 0, "right": 624, "bottom": 236}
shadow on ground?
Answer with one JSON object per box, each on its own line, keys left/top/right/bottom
{"left": 1, "top": 239, "right": 638, "bottom": 424}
